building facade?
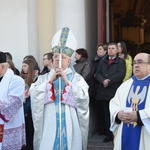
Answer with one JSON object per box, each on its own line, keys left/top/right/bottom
{"left": 0, "top": 0, "right": 106, "bottom": 70}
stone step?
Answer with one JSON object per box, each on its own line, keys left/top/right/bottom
{"left": 87, "top": 134, "right": 113, "bottom": 150}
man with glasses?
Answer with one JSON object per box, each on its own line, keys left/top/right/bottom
{"left": 30, "top": 27, "right": 89, "bottom": 150}
{"left": 110, "top": 53, "right": 150, "bottom": 150}
{"left": 40, "top": 52, "right": 53, "bottom": 75}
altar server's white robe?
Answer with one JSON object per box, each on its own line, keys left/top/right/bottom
{"left": 0, "top": 68, "right": 25, "bottom": 150}
{"left": 30, "top": 68, "right": 89, "bottom": 150}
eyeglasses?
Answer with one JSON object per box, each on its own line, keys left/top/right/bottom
{"left": 132, "top": 60, "right": 150, "bottom": 66}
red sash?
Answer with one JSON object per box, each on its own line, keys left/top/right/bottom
{"left": 0, "top": 124, "right": 4, "bottom": 142}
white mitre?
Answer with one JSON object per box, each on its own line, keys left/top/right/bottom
{"left": 51, "top": 27, "right": 77, "bottom": 57}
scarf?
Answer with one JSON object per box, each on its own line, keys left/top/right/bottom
{"left": 53, "top": 74, "right": 71, "bottom": 150}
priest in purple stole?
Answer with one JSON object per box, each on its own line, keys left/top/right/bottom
{"left": 110, "top": 53, "right": 150, "bottom": 150}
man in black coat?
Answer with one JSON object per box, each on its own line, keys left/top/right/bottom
{"left": 95, "top": 42, "right": 126, "bottom": 142}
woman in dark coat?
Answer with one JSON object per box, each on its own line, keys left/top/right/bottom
{"left": 74, "top": 48, "right": 94, "bottom": 85}
{"left": 91, "top": 43, "right": 108, "bottom": 136}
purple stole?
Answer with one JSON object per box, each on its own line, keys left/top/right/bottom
{"left": 122, "top": 75, "right": 150, "bottom": 150}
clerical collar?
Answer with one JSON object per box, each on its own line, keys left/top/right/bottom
{"left": 0, "top": 76, "right": 3, "bottom": 82}
{"left": 109, "top": 56, "right": 116, "bottom": 59}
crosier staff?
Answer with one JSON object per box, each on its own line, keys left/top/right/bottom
{"left": 58, "top": 42, "right": 62, "bottom": 150}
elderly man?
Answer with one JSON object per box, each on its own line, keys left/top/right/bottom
{"left": 110, "top": 53, "right": 150, "bottom": 150}
{"left": 30, "top": 27, "right": 89, "bottom": 150}
{"left": 0, "top": 52, "right": 25, "bottom": 149}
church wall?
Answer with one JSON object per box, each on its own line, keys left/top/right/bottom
{"left": 0, "top": 0, "right": 98, "bottom": 70}
{"left": 38, "top": 0, "right": 55, "bottom": 69}
{"left": 0, "top": 0, "right": 28, "bottom": 71}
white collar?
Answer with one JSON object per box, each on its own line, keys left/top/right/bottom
{"left": 109, "top": 56, "right": 116, "bottom": 59}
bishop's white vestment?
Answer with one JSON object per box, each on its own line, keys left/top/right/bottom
{"left": 30, "top": 67, "right": 89, "bottom": 150}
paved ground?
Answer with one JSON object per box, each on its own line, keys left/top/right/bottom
{"left": 88, "top": 102, "right": 114, "bottom": 150}
{"left": 87, "top": 134, "right": 113, "bottom": 150}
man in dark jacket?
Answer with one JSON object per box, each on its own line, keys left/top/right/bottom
{"left": 95, "top": 42, "right": 126, "bottom": 142}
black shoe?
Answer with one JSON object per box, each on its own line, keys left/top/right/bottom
{"left": 103, "top": 136, "right": 113, "bottom": 143}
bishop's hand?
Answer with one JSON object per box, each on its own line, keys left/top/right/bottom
{"left": 49, "top": 68, "right": 69, "bottom": 85}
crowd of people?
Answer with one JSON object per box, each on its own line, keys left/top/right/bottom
{"left": 0, "top": 28, "right": 150, "bottom": 150}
